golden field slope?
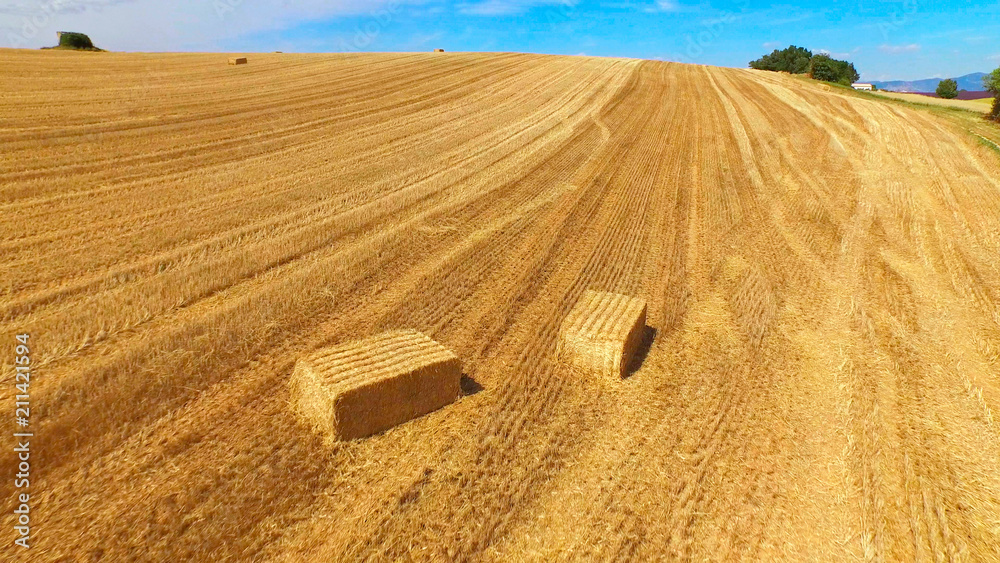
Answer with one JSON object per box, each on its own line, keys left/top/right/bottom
{"left": 869, "top": 90, "right": 994, "bottom": 113}
{"left": 2, "top": 49, "right": 1000, "bottom": 561}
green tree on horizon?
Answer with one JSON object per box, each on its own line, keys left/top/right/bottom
{"left": 749, "top": 45, "right": 859, "bottom": 86}
{"left": 807, "top": 54, "right": 860, "bottom": 86}
{"left": 749, "top": 45, "right": 813, "bottom": 74}
{"left": 936, "top": 78, "right": 958, "bottom": 99}
{"left": 57, "top": 32, "right": 96, "bottom": 50}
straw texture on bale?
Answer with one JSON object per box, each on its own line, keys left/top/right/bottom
{"left": 290, "top": 330, "right": 461, "bottom": 440}
{"left": 228, "top": 57, "right": 248, "bottom": 65}
{"left": 558, "top": 290, "right": 647, "bottom": 379}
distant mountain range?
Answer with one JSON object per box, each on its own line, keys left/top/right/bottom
{"left": 870, "top": 72, "right": 987, "bottom": 93}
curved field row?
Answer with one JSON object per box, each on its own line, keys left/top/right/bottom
{"left": 0, "top": 50, "right": 999, "bottom": 561}
{"left": 870, "top": 90, "right": 994, "bottom": 113}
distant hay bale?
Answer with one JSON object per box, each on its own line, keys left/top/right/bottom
{"left": 228, "top": 57, "right": 248, "bottom": 65}
{"left": 558, "top": 291, "right": 647, "bottom": 379}
{"left": 434, "top": 48, "right": 445, "bottom": 53}
{"left": 290, "top": 330, "right": 461, "bottom": 440}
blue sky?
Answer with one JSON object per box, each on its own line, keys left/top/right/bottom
{"left": 2, "top": 0, "right": 998, "bottom": 81}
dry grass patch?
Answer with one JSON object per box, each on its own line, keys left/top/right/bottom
{"left": 290, "top": 330, "right": 461, "bottom": 441}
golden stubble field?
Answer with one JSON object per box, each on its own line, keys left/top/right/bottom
{"left": 870, "top": 90, "right": 995, "bottom": 113}
{"left": 1, "top": 49, "right": 1000, "bottom": 561}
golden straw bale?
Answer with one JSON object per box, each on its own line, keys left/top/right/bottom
{"left": 290, "top": 330, "right": 461, "bottom": 440}
{"left": 228, "top": 57, "right": 248, "bottom": 65}
{"left": 558, "top": 290, "right": 647, "bottom": 379}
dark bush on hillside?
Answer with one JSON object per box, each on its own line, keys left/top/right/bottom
{"left": 808, "top": 54, "right": 860, "bottom": 85}
{"left": 749, "top": 46, "right": 813, "bottom": 74}
{"left": 58, "top": 32, "right": 95, "bottom": 50}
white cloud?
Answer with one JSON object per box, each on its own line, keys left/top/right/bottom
{"left": 648, "top": 0, "right": 680, "bottom": 12}
{"left": 0, "top": 0, "right": 134, "bottom": 17}
{"left": 457, "top": 0, "right": 574, "bottom": 16}
{"left": 813, "top": 46, "right": 860, "bottom": 59}
{"left": 598, "top": 0, "right": 680, "bottom": 12}
{"left": 879, "top": 43, "right": 920, "bottom": 54}
{"left": 762, "top": 41, "right": 782, "bottom": 49}
{"left": 0, "top": 0, "right": 420, "bottom": 50}
{"left": 410, "top": 31, "right": 444, "bottom": 47}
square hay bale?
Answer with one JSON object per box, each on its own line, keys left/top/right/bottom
{"left": 290, "top": 330, "right": 461, "bottom": 441}
{"left": 228, "top": 57, "right": 248, "bottom": 65}
{"left": 434, "top": 48, "right": 445, "bottom": 53}
{"left": 558, "top": 290, "right": 647, "bottom": 379}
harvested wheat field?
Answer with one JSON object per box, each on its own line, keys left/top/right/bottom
{"left": 870, "top": 90, "right": 995, "bottom": 114}
{"left": 2, "top": 49, "right": 1000, "bottom": 561}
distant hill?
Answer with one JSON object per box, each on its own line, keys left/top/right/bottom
{"left": 871, "top": 72, "right": 987, "bottom": 93}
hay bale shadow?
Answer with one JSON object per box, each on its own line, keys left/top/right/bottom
{"left": 460, "top": 374, "right": 483, "bottom": 397}
{"left": 624, "top": 326, "right": 656, "bottom": 378}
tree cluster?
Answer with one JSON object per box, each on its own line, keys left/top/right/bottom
{"left": 749, "top": 46, "right": 859, "bottom": 86}
{"left": 748, "top": 45, "right": 813, "bottom": 74}
{"left": 985, "top": 68, "right": 1000, "bottom": 121}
